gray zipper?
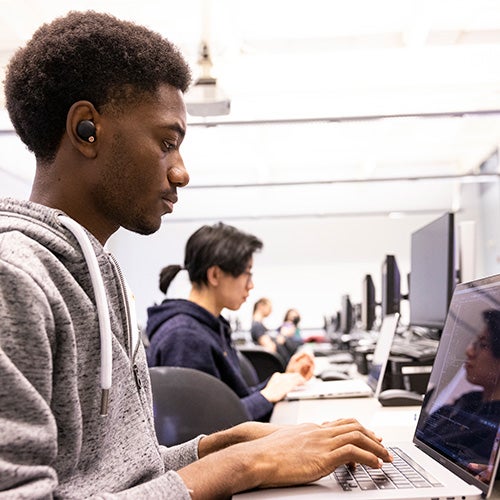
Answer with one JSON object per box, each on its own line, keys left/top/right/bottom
{"left": 108, "top": 253, "right": 142, "bottom": 391}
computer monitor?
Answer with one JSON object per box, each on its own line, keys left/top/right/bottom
{"left": 409, "top": 212, "right": 455, "bottom": 331}
{"left": 361, "top": 274, "right": 376, "bottom": 331}
{"left": 381, "top": 255, "right": 401, "bottom": 318}
{"left": 331, "top": 310, "right": 341, "bottom": 333}
{"left": 340, "top": 294, "right": 353, "bottom": 334}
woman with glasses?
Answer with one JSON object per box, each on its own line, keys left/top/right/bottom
{"left": 146, "top": 222, "right": 314, "bottom": 421}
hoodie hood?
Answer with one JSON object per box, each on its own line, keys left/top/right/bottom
{"left": 146, "top": 298, "right": 230, "bottom": 342}
{"left": 0, "top": 198, "right": 88, "bottom": 262}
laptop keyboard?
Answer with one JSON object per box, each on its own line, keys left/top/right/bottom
{"left": 390, "top": 340, "right": 438, "bottom": 362}
{"left": 333, "top": 447, "right": 443, "bottom": 491}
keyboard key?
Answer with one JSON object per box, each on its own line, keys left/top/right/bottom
{"left": 358, "top": 481, "right": 378, "bottom": 490}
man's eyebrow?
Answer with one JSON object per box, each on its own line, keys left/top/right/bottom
{"left": 162, "top": 123, "right": 186, "bottom": 140}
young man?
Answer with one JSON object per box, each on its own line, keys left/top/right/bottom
{"left": 0, "top": 10, "right": 392, "bottom": 498}
{"left": 146, "top": 222, "right": 314, "bottom": 422}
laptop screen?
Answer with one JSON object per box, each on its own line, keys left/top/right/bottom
{"left": 414, "top": 273, "right": 500, "bottom": 493}
{"left": 366, "top": 313, "right": 399, "bottom": 396}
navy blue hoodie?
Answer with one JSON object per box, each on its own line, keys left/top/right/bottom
{"left": 146, "top": 299, "right": 274, "bottom": 421}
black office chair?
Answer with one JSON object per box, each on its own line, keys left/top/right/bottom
{"left": 237, "top": 345, "right": 286, "bottom": 384}
{"left": 236, "top": 350, "right": 260, "bottom": 386}
{"left": 149, "top": 366, "right": 250, "bottom": 447}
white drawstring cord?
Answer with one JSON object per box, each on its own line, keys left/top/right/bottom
{"left": 59, "top": 215, "right": 112, "bottom": 416}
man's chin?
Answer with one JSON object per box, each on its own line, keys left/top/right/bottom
{"left": 124, "top": 218, "right": 162, "bottom": 236}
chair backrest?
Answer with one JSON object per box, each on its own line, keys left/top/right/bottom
{"left": 149, "top": 366, "right": 250, "bottom": 447}
{"left": 236, "top": 350, "right": 260, "bottom": 386}
{"left": 236, "top": 345, "right": 286, "bottom": 383}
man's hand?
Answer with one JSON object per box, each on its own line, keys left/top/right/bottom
{"left": 260, "top": 372, "right": 305, "bottom": 403}
{"left": 249, "top": 419, "right": 392, "bottom": 488}
{"left": 181, "top": 418, "right": 392, "bottom": 498}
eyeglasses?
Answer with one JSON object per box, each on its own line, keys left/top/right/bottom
{"left": 220, "top": 267, "right": 254, "bottom": 285}
{"left": 241, "top": 270, "right": 253, "bottom": 285}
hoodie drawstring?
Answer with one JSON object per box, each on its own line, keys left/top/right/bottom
{"left": 58, "top": 215, "right": 112, "bottom": 416}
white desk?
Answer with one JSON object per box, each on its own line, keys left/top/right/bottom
{"left": 234, "top": 396, "right": 500, "bottom": 499}
{"left": 271, "top": 397, "right": 420, "bottom": 442}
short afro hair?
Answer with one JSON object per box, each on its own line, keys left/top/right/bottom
{"left": 4, "top": 10, "right": 192, "bottom": 163}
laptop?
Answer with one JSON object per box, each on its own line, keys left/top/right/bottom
{"left": 285, "top": 313, "right": 399, "bottom": 400}
{"left": 237, "top": 273, "right": 500, "bottom": 499}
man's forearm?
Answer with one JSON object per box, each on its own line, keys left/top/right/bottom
{"left": 198, "top": 422, "right": 282, "bottom": 458}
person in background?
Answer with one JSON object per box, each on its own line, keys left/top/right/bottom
{"left": 251, "top": 297, "right": 275, "bottom": 350}
{"left": 280, "top": 308, "right": 302, "bottom": 338}
{"left": 278, "top": 308, "right": 305, "bottom": 355}
{"left": 0, "top": 10, "right": 392, "bottom": 498}
{"left": 146, "top": 222, "right": 314, "bottom": 422}
{"left": 251, "top": 298, "right": 300, "bottom": 362}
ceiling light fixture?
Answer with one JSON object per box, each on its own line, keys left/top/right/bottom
{"left": 185, "top": 38, "right": 231, "bottom": 117}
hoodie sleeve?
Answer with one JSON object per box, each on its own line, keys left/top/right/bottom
{"left": 0, "top": 257, "right": 61, "bottom": 497}
{"left": 160, "top": 437, "right": 203, "bottom": 470}
{"left": 241, "top": 391, "right": 274, "bottom": 422}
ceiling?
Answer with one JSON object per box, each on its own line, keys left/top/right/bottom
{"left": 1, "top": 0, "right": 500, "bottom": 215}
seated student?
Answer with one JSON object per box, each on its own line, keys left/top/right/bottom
{"left": 277, "top": 308, "right": 305, "bottom": 356}
{"left": 146, "top": 222, "right": 315, "bottom": 421}
{"left": 0, "top": 11, "right": 393, "bottom": 497}
{"left": 251, "top": 299, "right": 299, "bottom": 362}
{"left": 251, "top": 298, "right": 274, "bottom": 349}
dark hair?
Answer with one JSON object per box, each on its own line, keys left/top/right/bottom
{"left": 482, "top": 309, "right": 500, "bottom": 359}
{"left": 4, "top": 10, "right": 191, "bottom": 163}
{"left": 159, "top": 222, "right": 263, "bottom": 295}
{"left": 284, "top": 308, "right": 299, "bottom": 321}
{"left": 159, "top": 265, "right": 183, "bottom": 295}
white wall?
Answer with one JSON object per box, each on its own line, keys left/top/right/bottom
{"left": 107, "top": 212, "right": 447, "bottom": 331}
{"left": 0, "top": 133, "right": 35, "bottom": 200}
{"left": 1, "top": 128, "right": 498, "bottom": 333}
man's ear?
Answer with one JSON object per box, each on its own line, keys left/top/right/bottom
{"left": 66, "top": 100, "right": 100, "bottom": 159}
{"left": 206, "top": 265, "right": 221, "bottom": 287}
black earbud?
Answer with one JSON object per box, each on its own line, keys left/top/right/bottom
{"left": 76, "top": 120, "right": 96, "bottom": 143}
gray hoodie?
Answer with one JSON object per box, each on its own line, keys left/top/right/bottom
{"left": 0, "top": 198, "right": 199, "bottom": 499}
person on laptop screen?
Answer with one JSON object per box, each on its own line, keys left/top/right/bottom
{"left": 418, "top": 309, "right": 500, "bottom": 482}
